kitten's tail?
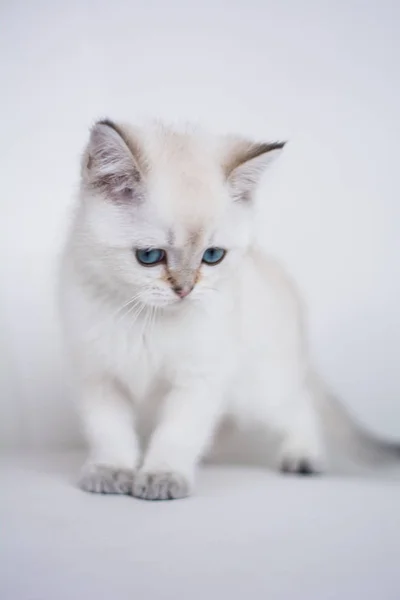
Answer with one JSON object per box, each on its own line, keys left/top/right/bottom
{"left": 311, "top": 374, "right": 400, "bottom": 469}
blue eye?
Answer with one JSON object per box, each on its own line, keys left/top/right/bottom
{"left": 202, "top": 247, "right": 226, "bottom": 265}
{"left": 136, "top": 248, "right": 165, "bottom": 266}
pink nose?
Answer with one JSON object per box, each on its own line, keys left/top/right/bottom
{"left": 175, "top": 286, "right": 192, "bottom": 299}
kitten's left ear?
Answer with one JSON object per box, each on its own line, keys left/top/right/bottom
{"left": 225, "top": 139, "right": 286, "bottom": 201}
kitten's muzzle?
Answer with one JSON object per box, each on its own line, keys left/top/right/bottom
{"left": 166, "top": 268, "right": 197, "bottom": 299}
{"left": 173, "top": 284, "right": 194, "bottom": 299}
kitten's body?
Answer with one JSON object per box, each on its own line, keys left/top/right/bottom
{"left": 60, "top": 120, "right": 399, "bottom": 499}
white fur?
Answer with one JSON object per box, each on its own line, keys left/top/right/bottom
{"left": 60, "top": 120, "right": 398, "bottom": 499}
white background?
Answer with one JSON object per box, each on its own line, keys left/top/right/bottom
{"left": 0, "top": 0, "right": 399, "bottom": 452}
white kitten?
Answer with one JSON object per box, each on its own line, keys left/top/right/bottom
{"left": 60, "top": 119, "right": 400, "bottom": 500}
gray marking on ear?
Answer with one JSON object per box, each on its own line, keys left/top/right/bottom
{"left": 82, "top": 118, "right": 145, "bottom": 203}
{"left": 225, "top": 139, "right": 286, "bottom": 202}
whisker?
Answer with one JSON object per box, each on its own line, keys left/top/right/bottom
{"left": 127, "top": 300, "right": 148, "bottom": 334}
{"left": 111, "top": 291, "right": 147, "bottom": 323}
{"left": 150, "top": 305, "right": 158, "bottom": 334}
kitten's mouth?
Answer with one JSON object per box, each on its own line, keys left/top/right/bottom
{"left": 144, "top": 296, "right": 190, "bottom": 309}
{"left": 143, "top": 287, "right": 198, "bottom": 310}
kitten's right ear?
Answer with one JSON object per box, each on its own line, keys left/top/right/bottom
{"left": 82, "top": 119, "right": 144, "bottom": 202}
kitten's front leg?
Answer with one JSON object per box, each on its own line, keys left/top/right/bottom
{"left": 78, "top": 378, "right": 140, "bottom": 494}
{"left": 133, "top": 383, "right": 223, "bottom": 500}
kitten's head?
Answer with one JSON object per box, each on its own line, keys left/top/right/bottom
{"left": 78, "top": 119, "right": 285, "bottom": 308}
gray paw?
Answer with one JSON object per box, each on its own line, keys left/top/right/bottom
{"left": 78, "top": 464, "right": 134, "bottom": 494}
{"left": 132, "top": 470, "right": 191, "bottom": 501}
{"left": 278, "top": 437, "right": 325, "bottom": 476}
{"left": 280, "top": 456, "right": 321, "bottom": 475}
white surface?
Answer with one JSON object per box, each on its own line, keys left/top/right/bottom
{"left": 0, "top": 0, "right": 399, "bottom": 451}
{"left": 1, "top": 453, "right": 400, "bottom": 600}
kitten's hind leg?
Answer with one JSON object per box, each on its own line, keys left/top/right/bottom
{"left": 240, "top": 372, "right": 326, "bottom": 475}
{"left": 273, "top": 389, "right": 326, "bottom": 475}
{"left": 277, "top": 409, "right": 325, "bottom": 475}
{"left": 78, "top": 378, "right": 139, "bottom": 494}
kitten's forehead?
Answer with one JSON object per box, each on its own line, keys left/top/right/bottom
{"left": 141, "top": 125, "right": 229, "bottom": 230}
{"left": 167, "top": 227, "right": 203, "bottom": 249}
{"left": 149, "top": 167, "right": 227, "bottom": 230}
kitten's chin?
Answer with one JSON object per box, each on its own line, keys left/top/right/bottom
{"left": 144, "top": 295, "right": 195, "bottom": 311}
{"left": 143, "top": 296, "right": 181, "bottom": 310}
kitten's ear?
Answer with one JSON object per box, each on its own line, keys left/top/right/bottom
{"left": 225, "top": 139, "right": 286, "bottom": 201}
{"left": 82, "top": 119, "right": 144, "bottom": 202}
